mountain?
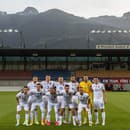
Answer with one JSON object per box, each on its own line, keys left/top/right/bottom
{"left": 123, "top": 12, "right": 130, "bottom": 19}
{"left": 16, "top": 7, "right": 39, "bottom": 16}
{"left": 88, "top": 12, "right": 130, "bottom": 29}
{"left": 0, "top": 11, "right": 7, "bottom": 15}
{"left": 0, "top": 7, "right": 130, "bottom": 49}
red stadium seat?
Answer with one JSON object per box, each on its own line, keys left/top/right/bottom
{"left": 0, "top": 71, "right": 32, "bottom": 80}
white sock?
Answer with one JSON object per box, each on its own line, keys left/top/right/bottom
{"left": 25, "top": 114, "right": 29, "bottom": 124}
{"left": 34, "top": 110, "right": 38, "bottom": 122}
{"left": 59, "top": 116, "right": 63, "bottom": 120}
{"left": 72, "top": 116, "right": 76, "bottom": 124}
{"left": 102, "top": 112, "right": 106, "bottom": 123}
{"left": 47, "top": 112, "right": 51, "bottom": 122}
{"left": 88, "top": 111, "right": 92, "bottom": 122}
{"left": 95, "top": 112, "right": 98, "bottom": 122}
{"left": 55, "top": 112, "right": 59, "bottom": 122}
{"left": 41, "top": 112, "right": 45, "bottom": 121}
{"left": 16, "top": 114, "right": 20, "bottom": 124}
{"left": 78, "top": 112, "right": 81, "bottom": 121}
{"left": 59, "top": 116, "right": 63, "bottom": 124}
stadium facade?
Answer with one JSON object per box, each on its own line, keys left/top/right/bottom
{"left": 0, "top": 48, "right": 130, "bottom": 91}
{"left": 0, "top": 48, "right": 130, "bottom": 71}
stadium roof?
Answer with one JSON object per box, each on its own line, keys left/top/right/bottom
{"left": 0, "top": 49, "right": 130, "bottom": 56}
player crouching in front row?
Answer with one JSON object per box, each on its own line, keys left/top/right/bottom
{"left": 45, "top": 86, "right": 60, "bottom": 126}
{"left": 16, "top": 86, "right": 30, "bottom": 126}
{"left": 59, "top": 84, "right": 77, "bottom": 126}
{"left": 76, "top": 86, "right": 92, "bottom": 126}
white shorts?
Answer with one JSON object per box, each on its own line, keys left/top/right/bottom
{"left": 42, "top": 95, "right": 48, "bottom": 108}
{"left": 72, "top": 96, "right": 78, "bottom": 108}
{"left": 78, "top": 103, "right": 91, "bottom": 113}
{"left": 28, "top": 96, "right": 37, "bottom": 108}
{"left": 61, "top": 101, "right": 74, "bottom": 109}
{"left": 57, "top": 96, "right": 63, "bottom": 108}
{"left": 17, "top": 103, "right": 29, "bottom": 112}
{"left": 31, "top": 102, "right": 45, "bottom": 112}
{"left": 94, "top": 100, "right": 105, "bottom": 110}
{"left": 48, "top": 102, "right": 59, "bottom": 113}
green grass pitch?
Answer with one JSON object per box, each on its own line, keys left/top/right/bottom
{"left": 0, "top": 92, "right": 130, "bottom": 130}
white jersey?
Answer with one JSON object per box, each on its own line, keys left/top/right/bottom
{"left": 55, "top": 82, "right": 66, "bottom": 94}
{"left": 92, "top": 83, "right": 105, "bottom": 101}
{"left": 46, "top": 92, "right": 59, "bottom": 104}
{"left": 61, "top": 90, "right": 74, "bottom": 104}
{"left": 16, "top": 92, "right": 29, "bottom": 104}
{"left": 41, "top": 80, "right": 54, "bottom": 92}
{"left": 69, "top": 81, "right": 78, "bottom": 93}
{"left": 27, "top": 81, "right": 37, "bottom": 90}
{"left": 29, "top": 89, "right": 45, "bottom": 103}
{"left": 76, "top": 92, "right": 90, "bottom": 104}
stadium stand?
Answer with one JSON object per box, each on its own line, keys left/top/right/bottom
{"left": 0, "top": 69, "right": 130, "bottom": 91}
{"left": 0, "top": 71, "right": 32, "bottom": 80}
{"left": 0, "top": 71, "right": 32, "bottom": 91}
{"left": 75, "top": 70, "right": 130, "bottom": 78}
{"left": 75, "top": 70, "right": 130, "bottom": 91}
{"left": 32, "top": 70, "right": 71, "bottom": 80}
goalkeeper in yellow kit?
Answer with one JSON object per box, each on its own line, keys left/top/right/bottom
{"left": 79, "top": 74, "right": 93, "bottom": 124}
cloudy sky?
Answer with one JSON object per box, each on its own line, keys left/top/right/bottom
{"left": 0, "top": 0, "right": 130, "bottom": 18}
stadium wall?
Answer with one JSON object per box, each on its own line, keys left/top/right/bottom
{"left": 0, "top": 80, "right": 29, "bottom": 91}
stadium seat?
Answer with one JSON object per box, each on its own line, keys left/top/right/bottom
{"left": 32, "top": 70, "right": 71, "bottom": 80}
{"left": 0, "top": 71, "right": 32, "bottom": 80}
{"left": 75, "top": 70, "right": 130, "bottom": 78}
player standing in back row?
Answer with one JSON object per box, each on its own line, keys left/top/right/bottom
{"left": 54, "top": 76, "right": 66, "bottom": 122}
{"left": 69, "top": 75, "right": 79, "bottom": 124}
{"left": 79, "top": 74, "right": 92, "bottom": 124}
{"left": 41, "top": 74, "right": 54, "bottom": 120}
{"left": 92, "top": 77, "right": 107, "bottom": 126}
{"left": 27, "top": 76, "right": 39, "bottom": 125}
{"left": 29, "top": 82, "right": 45, "bottom": 126}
